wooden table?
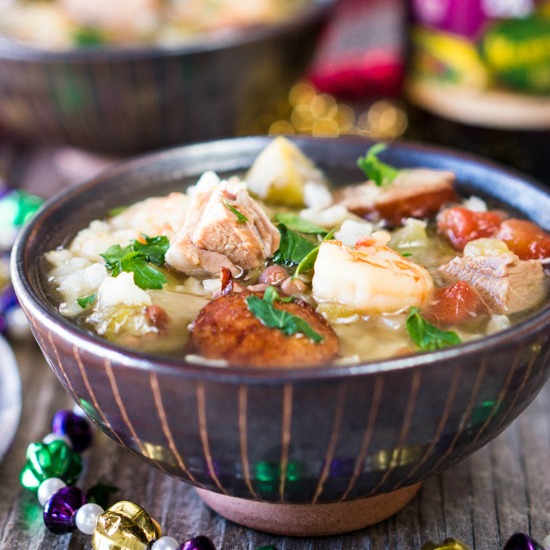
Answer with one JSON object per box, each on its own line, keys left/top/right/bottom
{"left": 0, "top": 142, "right": 548, "bottom": 549}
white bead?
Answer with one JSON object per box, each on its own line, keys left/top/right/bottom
{"left": 5, "top": 307, "right": 31, "bottom": 339}
{"left": 151, "top": 536, "right": 180, "bottom": 550}
{"left": 542, "top": 534, "right": 550, "bottom": 550}
{"left": 75, "top": 503, "right": 104, "bottom": 535}
{"left": 42, "top": 433, "right": 72, "bottom": 448}
{"left": 37, "top": 478, "right": 66, "bottom": 506}
{"left": 72, "top": 404, "right": 86, "bottom": 417}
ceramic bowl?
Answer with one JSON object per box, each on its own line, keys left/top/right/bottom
{"left": 0, "top": 0, "right": 334, "bottom": 155}
{"left": 11, "top": 137, "right": 550, "bottom": 536}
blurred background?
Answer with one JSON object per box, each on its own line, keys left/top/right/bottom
{"left": 1, "top": 0, "right": 550, "bottom": 195}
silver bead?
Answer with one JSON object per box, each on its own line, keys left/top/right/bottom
{"left": 75, "top": 502, "right": 104, "bottom": 535}
{"left": 37, "top": 478, "right": 66, "bottom": 506}
{"left": 42, "top": 432, "right": 72, "bottom": 448}
{"left": 151, "top": 536, "right": 180, "bottom": 550}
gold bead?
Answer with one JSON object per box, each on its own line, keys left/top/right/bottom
{"left": 91, "top": 500, "right": 161, "bottom": 550}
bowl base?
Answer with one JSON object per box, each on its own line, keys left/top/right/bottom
{"left": 195, "top": 483, "right": 421, "bottom": 536}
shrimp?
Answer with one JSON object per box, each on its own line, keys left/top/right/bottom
{"left": 312, "top": 231, "right": 434, "bottom": 315}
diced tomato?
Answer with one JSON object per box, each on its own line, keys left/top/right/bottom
{"left": 422, "top": 281, "right": 490, "bottom": 327}
{"left": 437, "top": 207, "right": 504, "bottom": 250}
{"left": 495, "top": 218, "right": 550, "bottom": 260}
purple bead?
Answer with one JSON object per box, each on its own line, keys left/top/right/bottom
{"left": 43, "top": 486, "right": 87, "bottom": 534}
{"left": 179, "top": 535, "right": 217, "bottom": 550}
{"left": 0, "top": 286, "right": 18, "bottom": 316}
{"left": 52, "top": 410, "right": 93, "bottom": 452}
{"left": 503, "top": 533, "right": 544, "bottom": 550}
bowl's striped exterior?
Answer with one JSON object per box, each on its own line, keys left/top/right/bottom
{"left": 23, "top": 311, "right": 550, "bottom": 503}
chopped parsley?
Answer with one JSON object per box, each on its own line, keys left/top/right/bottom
{"left": 357, "top": 143, "right": 399, "bottom": 187}
{"left": 77, "top": 294, "right": 96, "bottom": 309}
{"left": 295, "top": 228, "right": 336, "bottom": 277}
{"left": 273, "top": 224, "right": 317, "bottom": 267}
{"left": 406, "top": 307, "right": 461, "bottom": 351}
{"left": 274, "top": 213, "right": 327, "bottom": 235}
{"left": 100, "top": 235, "right": 170, "bottom": 290}
{"left": 224, "top": 202, "right": 248, "bottom": 223}
{"left": 72, "top": 26, "right": 106, "bottom": 47}
{"left": 246, "top": 287, "right": 323, "bottom": 343}
{"left": 133, "top": 235, "right": 170, "bottom": 266}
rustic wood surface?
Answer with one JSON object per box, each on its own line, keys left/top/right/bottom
{"left": 0, "top": 142, "right": 548, "bottom": 549}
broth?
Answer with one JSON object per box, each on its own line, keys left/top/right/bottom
{"left": 44, "top": 138, "right": 550, "bottom": 367}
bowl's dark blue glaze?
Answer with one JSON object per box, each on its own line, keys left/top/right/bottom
{"left": 0, "top": 1, "right": 334, "bottom": 155}
{"left": 11, "top": 137, "right": 550, "bottom": 532}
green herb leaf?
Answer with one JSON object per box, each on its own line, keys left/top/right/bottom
{"left": 294, "top": 228, "right": 336, "bottom": 277}
{"left": 77, "top": 294, "right": 97, "bottom": 309}
{"left": 108, "top": 206, "right": 128, "bottom": 217}
{"left": 133, "top": 235, "right": 170, "bottom": 266}
{"left": 100, "top": 244, "right": 133, "bottom": 275}
{"left": 273, "top": 225, "right": 317, "bottom": 267}
{"left": 100, "top": 236, "right": 169, "bottom": 290}
{"left": 224, "top": 202, "right": 248, "bottom": 223}
{"left": 246, "top": 289, "right": 323, "bottom": 343}
{"left": 72, "top": 26, "right": 106, "bottom": 47}
{"left": 120, "top": 253, "right": 166, "bottom": 290}
{"left": 263, "top": 285, "right": 293, "bottom": 304}
{"left": 406, "top": 307, "right": 461, "bottom": 351}
{"left": 274, "top": 213, "right": 327, "bottom": 235}
{"left": 357, "top": 143, "right": 399, "bottom": 187}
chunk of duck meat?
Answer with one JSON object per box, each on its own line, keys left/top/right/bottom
{"left": 165, "top": 179, "right": 280, "bottom": 277}
{"left": 438, "top": 253, "right": 546, "bottom": 315}
{"left": 334, "top": 168, "right": 458, "bottom": 226}
{"left": 188, "top": 290, "right": 339, "bottom": 367}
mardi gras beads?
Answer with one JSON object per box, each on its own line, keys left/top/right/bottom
{"left": 421, "top": 538, "right": 471, "bottom": 550}
{"left": 422, "top": 534, "right": 549, "bottom": 550}
{"left": 20, "top": 409, "right": 548, "bottom": 549}
{"left": 0, "top": 188, "right": 44, "bottom": 338}
{"left": 503, "top": 533, "right": 546, "bottom": 550}
{"left": 20, "top": 408, "right": 276, "bottom": 550}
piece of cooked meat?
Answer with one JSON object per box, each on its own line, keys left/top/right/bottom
{"left": 334, "top": 168, "right": 457, "bottom": 226}
{"left": 188, "top": 291, "right": 339, "bottom": 367}
{"left": 165, "top": 179, "right": 280, "bottom": 277}
{"left": 438, "top": 253, "right": 546, "bottom": 315}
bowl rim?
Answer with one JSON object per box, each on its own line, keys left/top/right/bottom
{"left": 0, "top": 0, "right": 336, "bottom": 62}
{"left": 11, "top": 135, "right": 550, "bottom": 384}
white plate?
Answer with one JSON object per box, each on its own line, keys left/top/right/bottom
{"left": 0, "top": 334, "right": 21, "bottom": 461}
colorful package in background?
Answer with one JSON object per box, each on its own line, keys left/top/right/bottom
{"left": 407, "top": 0, "right": 550, "bottom": 129}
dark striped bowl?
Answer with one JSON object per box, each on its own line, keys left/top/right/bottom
{"left": 0, "top": 0, "right": 334, "bottom": 155}
{"left": 11, "top": 137, "right": 550, "bottom": 536}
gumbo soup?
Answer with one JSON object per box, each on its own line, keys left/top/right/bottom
{"left": 0, "top": 0, "right": 308, "bottom": 49}
{"left": 44, "top": 138, "right": 550, "bottom": 367}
